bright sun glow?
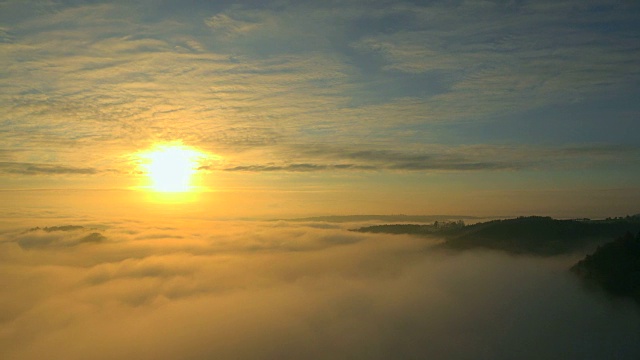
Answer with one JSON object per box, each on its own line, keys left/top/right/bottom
{"left": 137, "top": 144, "right": 207, "bottom": 193}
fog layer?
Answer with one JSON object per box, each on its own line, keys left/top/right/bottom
{"left": 1, "top": 219, "right": 639, "bottom": 359}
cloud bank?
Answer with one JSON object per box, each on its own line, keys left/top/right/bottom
{"left": 1, "top": 218, "right": 639, "bottom": 359}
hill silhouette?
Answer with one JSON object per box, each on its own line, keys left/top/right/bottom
{"left": 285, "top": 215, "right": 475, "bottom": 223}
{"left": 572, "top": 232, "right": 640, "bottom": 303}
{"left": 354, "top": 215, "right": 640, "bottom": 255}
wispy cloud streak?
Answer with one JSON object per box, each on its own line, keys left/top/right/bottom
{"left": 0, "top": 162, "right": 98, "bottom": 175}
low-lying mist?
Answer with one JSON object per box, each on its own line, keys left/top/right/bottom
{"left": 1, "top": 219, "right": 639, "bottom": 360}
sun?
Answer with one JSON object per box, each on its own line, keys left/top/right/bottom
{"left": 136, "top": 144, "right": 208, "bottom": 193}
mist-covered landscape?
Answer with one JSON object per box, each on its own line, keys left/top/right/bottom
{"left": 2, "top": 208, "right": 640, "bottom": 359}
{"left": 2, "top": 0, "right": 640, "bottom": 358}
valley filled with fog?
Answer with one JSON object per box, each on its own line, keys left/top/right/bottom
{"left": 1, "top": 215, "right": 639, "bottom": 360}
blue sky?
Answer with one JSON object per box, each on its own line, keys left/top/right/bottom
{"left": 1, "top": 0, "right": 639, "bottom": 216}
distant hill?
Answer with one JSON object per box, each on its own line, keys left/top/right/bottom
{"left": 443, "top": 216, "right": 640, "bottom": 255}
{"left": 354, "top": 215, "right": 640, "bottom": 255}
{"left": 572, "top": 232, "right": 640, "bottom": 303}
{"left": 27, "top": 225, "right": 85, "bottom": 232}
{"left": 284, "top": 215, "right": 477, "bottom": 223}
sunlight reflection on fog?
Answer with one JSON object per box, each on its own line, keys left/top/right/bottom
{"left": 1, "top": 214, "right": 639, "bottom": 360}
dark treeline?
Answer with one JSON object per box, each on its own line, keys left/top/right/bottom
{"left": 350, "top": 220, "right": 465, "bottom": 235}
{"left": 354, "top": 215, "right": 640, "bottom": 256}
{"left": 27, "top": 225, "right": 85, "bottom": 232}
{"left": 285, "top": 215, "right": 475, "bottom": 223}
{"left": 572, "top": 231, "right": 640, "bottom": 303}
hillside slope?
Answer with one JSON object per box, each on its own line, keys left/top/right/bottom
{"left": 572, "top": 232, "right": 640, "bottom": 302}
{"left": 355, "top": 216, "right": 640, "bottom": 255}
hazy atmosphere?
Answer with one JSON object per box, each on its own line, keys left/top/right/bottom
{"left": 2, "top": 214, "right": 640, "bottom": 360}
{"left": 2, "top": 0, "right": 640, "bottom": 359}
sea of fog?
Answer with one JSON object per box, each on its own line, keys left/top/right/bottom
{"left": 1, "top": 213, "right": 639, "bottom": 360}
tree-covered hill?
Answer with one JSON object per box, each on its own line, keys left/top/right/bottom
{"left": 354, "top": 215, "right": 640, "bottom": 255}
{"left": 444, "top": 216, "right": 640, "bottom": 255}
{"left": 572, "top": 232, "right": 640, "bottom": 303}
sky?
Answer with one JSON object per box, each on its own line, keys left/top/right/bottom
{"left": 1, "top": 0, "right": 639, "bottom": 217}
{"left": 2, "top": 2, "right": 640, "bottom": 358}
